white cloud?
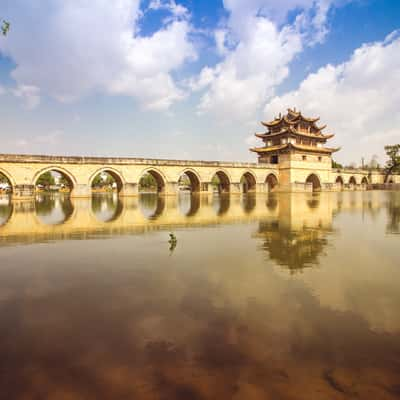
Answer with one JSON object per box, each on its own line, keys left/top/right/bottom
{"left": 0, "top": 0, "right": 196, "bottom": 110}
{"left": 12, "top": 84, "right": 41, "bottom": 109}
{"left": 192, "top": 0, "right": 346, "bottom": 123}
{"left": 148, "top": 0, "right": 190, "bottom": 20}
{"left": 264, "top": 31, "right": 400, "bottom": 164}
{"left": 13, "top": 130, "right": 63, "bottom": 148}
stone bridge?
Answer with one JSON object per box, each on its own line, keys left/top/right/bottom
{"left": 0, "top": 153, "right": 397, "bottom": 198}
{"left": 0, "top": 153, "right": 280, "bottom": 198}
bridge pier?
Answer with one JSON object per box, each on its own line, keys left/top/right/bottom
{"left": 13, "top": 184, "right": 35, "bottom": 199}
{"left": 70, "top": 184, "right": 91, "bottom": 198}
{"left": 230, "top": 183, "right": 241, "bottom": 194}
{"left": 121, "top": 183, "right": 139, "bottom": 196}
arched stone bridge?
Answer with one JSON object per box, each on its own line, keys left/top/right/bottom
{"left": 0, "top": 153, "right": 397, "bottom": 198}
{"left": 0, "top": 154, "right": 280, "bottom": 198}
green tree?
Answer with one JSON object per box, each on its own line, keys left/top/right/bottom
{"left": 37, "top": 171, "right": 55, "bottom": 189}
{"left": 139, "top": 173, "right": 157, "bottom": 189}
{"left": 92, "top": 173, "right": 104, "bottom": 188}
{"left": 332, "top": 159, "right": 343, "bottom": 169}
{"left": 384, "top": 144, "right": 400, "bottom": 182}
{"left": 1, "top": 20, "right": 10, "bottom": 36}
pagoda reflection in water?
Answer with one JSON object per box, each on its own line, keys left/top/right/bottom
{"left": 0, "top": 191, "right": 396, "bottom": 272}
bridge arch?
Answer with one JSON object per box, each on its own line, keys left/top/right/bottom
{"left": 32, "top": 166, "right": 76, "bottom": 193}
{"left": 265, "top": 173, "right": 278, "bottom": 192}
{"left": 349, "top": 176, "right": 357, "bottom": 188}
{"left": 32, "top": 165, "right": 76, "bottom": 189}
{"left": 89, "top": 167, "right": 125, "bottom": 193}
{"left": 139, "top": 168, "right": 167, "bottom": 193}
{"left": 306, "top": 173, "right": 321, "bottom": 192}
{"left": 240, "top": 171, "right": 257, "bottom": 193}
{"left": 335, "top": 176, "right": 344, "bottom": 190}
{"left": 177, "top": 168, "right": 201, "bottom": 192}
{"left": 210, "top": 170, "right": 231, "bottom": 193}
{"left": 0, "top": 168, "right": 15, "bottom": 193}
{"left": 361, "top": 176, "right": 368, "bottom": 186}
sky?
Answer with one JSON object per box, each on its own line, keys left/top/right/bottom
{"left": 0, "top": 0, "right": 399, "bottom": 165}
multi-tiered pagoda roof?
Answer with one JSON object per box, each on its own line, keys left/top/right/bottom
{"left": 250, "top": 108, "right": 340, "bottom": 155}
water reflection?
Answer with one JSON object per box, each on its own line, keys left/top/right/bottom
{"left": 35, "top": 194, "right": 74, "bottom": 225}
{"left": 139, "top": 193, "right": 165, "bottom": 220}
{"left": 178, "top": 193, "right": 200, "bottom": 217}
{"left": 0, "top": 191, "right": 400, "bottom": 399}
{"left": 212, "top": 194, "right": 230, "bottom": 215}
{"left": 386, "top": 192, "right": 400, "bottom": 234}
{"left": 92, "top": 194, "right": 123, "bottom": 223}
{"left": 241, "top": 193, "right": 256, "bottom": 214}
{"left": 256, "top": 221, "right": 330, "bottom": 272}
{"left": 0, "top": 196, "right": 13, "bottom": 226}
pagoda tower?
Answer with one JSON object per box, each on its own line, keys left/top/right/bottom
{"left": 250, "top": 108, "right": 340, "bottom": 191}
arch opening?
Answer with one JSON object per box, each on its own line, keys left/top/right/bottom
{"left": 361, "top": 177, "right": 368, "bottom": 186}
{"left": 240, "top": 172, "right": 257, "bottom": 193}
{"left": 349, "top": 176, "right": 357, "bottom": 189}
{"left": 211, "top": 171, "right": 230, "bottom": 194}
{"left": 139, "top": 170, "right": 165, "bottom": 193}
{"left": 0, "top": 172, "right": 13, "bottom": 195}
{"left": 178, "top": 170, "right": 200, "bottom": 192}
{"left": 91, "top": 170, "right": 123, "bottom": 193}
{"left": 35, "top": 169, "right": 74, "bottom": 194}
{"left": 336, "top": 176, "right": 344, "bottom": 190}
{"left": 265, "top": 174, "right": 278, "bottom": 192}
{"left": 306, "top": 174, "right": 321, "bottom": 192}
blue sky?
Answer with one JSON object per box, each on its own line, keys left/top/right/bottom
{"left": 0, "top": 0, "right": 399, "bottom": 165}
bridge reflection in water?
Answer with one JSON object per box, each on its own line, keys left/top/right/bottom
{"left": 1, "top": 191, "right": 399, "bottom": 272}
{"left": 1, "top": 191, "right": 400, "bottom": 399}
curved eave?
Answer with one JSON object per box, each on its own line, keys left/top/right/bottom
{"left": 250, "top": 144, "right": 288, "bottom": 153}
{"left": 255, "top": 127, "right": 333, "bottom": 140}
{"left": 291, "top": 143, "right": 340, "bottom": 153}
{"left": 261, "top": 118, "right": 283, "bottom": 128}
{"left": 250, "top": 143, "right": 341, "bottom": 154}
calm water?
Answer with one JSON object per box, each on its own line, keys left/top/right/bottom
{"left": 0, "top": 191, "right": 399, "bottom": 399}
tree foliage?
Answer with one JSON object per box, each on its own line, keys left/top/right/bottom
{"left": 139, "top": 173, "right": 157, "bottom": 189}
{"left": 384, "top": 144, "right": 400, "bottom": 182}
{"left": 331, "top": 159, "right": 343, "bottom": 169}
{"left": 36, "top": 171, "right": 55, "bottom": 188}
{"left": 1, "top": 20, "right": 10, "bottom": 36}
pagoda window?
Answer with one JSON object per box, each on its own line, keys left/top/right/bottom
{"left": 271, "top": 155, "right": 279, "bottom": 164}
{"left": 318, "top": 156, "right": 322, "bottom": 162}
{"left": 267, "top": 140, "right": 272, "bottom": 147}
{"left": 317, "top": 142, "right": 322, "bottom": 148}
{"left": 281, "top": 138, "right": 287, "bottom": 144}
{"left": 302, "top": 155, "right": 307, "bottom": 161}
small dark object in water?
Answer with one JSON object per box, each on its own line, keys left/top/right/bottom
{"left": 168, "top": 233, "right": 177, "bottom": 253}
{"left": 168, "top": 233, "right": 177, "bottom": 243}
